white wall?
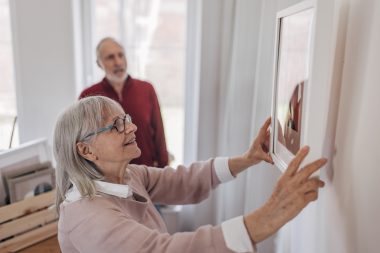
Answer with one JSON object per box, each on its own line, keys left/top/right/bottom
{"left": 322, "top": 0, "right": 380, "bottom": 252}
{"left": 10, "top": 0, "right": 79, "bottom": 147}
{"left": 190, "top": 0, "right": 380, "bottom": 252}
{"left": 252, "top": 0, "right": 380, "bottom": 252}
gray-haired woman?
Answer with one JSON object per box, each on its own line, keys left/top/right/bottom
{"left": 54, "top": 95, "right": 326, "bottom": 253}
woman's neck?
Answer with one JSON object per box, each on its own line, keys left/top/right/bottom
{"left": 99, "top": 162, "right": 129, "bottom": 184}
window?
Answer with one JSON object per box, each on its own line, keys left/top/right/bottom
{"left": 0, "top": 0, "right": 18, "bottom": 151}
{"left": 86, "top": 0, "right": 186, "bottom": 166}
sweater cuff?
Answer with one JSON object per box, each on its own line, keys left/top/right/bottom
{"left": 221, "top": 216, "right": 256, "bottom": 253}
{"left": 214, "top": 157, "right": 235, "bottom": 183}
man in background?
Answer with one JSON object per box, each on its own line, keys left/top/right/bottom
{"left": 79, "top": 37, "right": 169, "bottom": 167}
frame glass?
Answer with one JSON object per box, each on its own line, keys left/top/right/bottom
{"left": 0, "top": 138, "right": 50, "bottom": 206}
{"left": 7, "top": 163, "right": 55, "bottom": 203}
{"left": 270, "top": 1, "right": 316, "bottom": 172}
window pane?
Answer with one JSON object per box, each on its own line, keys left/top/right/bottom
{"left": 93, "top": 0, "right": 121, "bottom": 81}
{"left": 0, "top": 0, "right": 18, "bottom": 150}
{"left": 93, "top": 0, "right": 186, "bottom": 166}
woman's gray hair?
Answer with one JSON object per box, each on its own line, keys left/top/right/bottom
{"left": 53, "top": 96, "right": 123, "bottom": 214}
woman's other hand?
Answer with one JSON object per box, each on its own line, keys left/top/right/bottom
{"left": 244, "top": 146, "right": 326, "bottom": 243}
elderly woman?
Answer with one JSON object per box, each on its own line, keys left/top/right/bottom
{"left": 54, "top": 96, "right": 326, "bottom": 253}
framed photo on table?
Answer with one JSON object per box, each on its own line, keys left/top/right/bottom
{"left": 270, "top": 1, "right": 316, "bottom": 172}
{"left": 0, "top": 138, "right": 51, "bottom": 205}
{"left": 3, "top": 161, "right": 55, "bottom": 203}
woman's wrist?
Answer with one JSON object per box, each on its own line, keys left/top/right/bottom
{"left": 229, "top": 151, "right": 262, "bottom": 176}
{"left": 243, "top": 203, "right": 274, "bottom": 244}
{"left": 228, "top": 155, "right": 256, "bottom": 176}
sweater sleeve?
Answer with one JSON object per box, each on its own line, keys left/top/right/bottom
{"left": 132, "top": 159, "right": 226, "bottom": 205}
{"left": 68, "top": 207, "right": 236, "bottom": 253}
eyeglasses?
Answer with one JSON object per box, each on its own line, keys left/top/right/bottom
{"left": 81, "top": 114, "right": 132, "bottom": 141}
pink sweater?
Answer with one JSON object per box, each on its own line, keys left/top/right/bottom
{"left": 58, "top": 160, "right": 237, "bottom": 253}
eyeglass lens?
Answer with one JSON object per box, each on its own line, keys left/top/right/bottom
{"left": 115, "top": 115, "right": 132, "bottom": 133}
{"left": 115, "top": 118, "right": 124, "bottom": 132}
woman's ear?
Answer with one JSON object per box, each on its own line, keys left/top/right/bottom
{"left": 76, "top": 142, "right": 98, "bottom": 161}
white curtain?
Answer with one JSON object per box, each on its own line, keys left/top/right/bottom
{"left": 183, "top": 1, "right": 281, "bottom": 252}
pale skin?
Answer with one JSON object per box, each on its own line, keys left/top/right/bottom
{"left": 77, "top": 114, "right": 325, "bottom": 246}
{"left": 228, "top": 118, "right": 326, "bottom": 244}
{"left": 77, "top": 109, "right": 141, "bottom": 184}
{"left": 244, "top": 147, "right": 325, "bottom": 243}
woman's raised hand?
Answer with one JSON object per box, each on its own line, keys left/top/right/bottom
{"left": 243, "top": 117, "right": 274, "bottom": 165}
{"left": 228, "top": 117, "right": 274, "bottom": 176}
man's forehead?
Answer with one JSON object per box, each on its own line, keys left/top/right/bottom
{"left": 99, "top": 40, "right": 124, "bottom": 55}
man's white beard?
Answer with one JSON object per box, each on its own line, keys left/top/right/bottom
{"left": 107, "top": 71, "right": 128, "bottom": 84}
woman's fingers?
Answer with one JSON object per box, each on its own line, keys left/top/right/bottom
{"left": 261, "top": 117, "right": 271, "bottom": 132}
{"left": 304, "top": 190, "right": 318, "bottom": 202}
{"left": 297, "top": 158, "right": 327, "bottom": 183}
{"left": 300, "top": 178, "right": 325, "bottom": 193}
{"left": 262, "top": 130, "right": 270, "bottom": 152}
{"left": 261, "top": 153, "right": 274, "bottom": 164}
{"left": 284, "top": 146, "right": 310, "bottom": 177}
{"left": 296, "top": 178, "right": 324, "bottom": 204}
{"left": 258, "top": 117, "right": 271, "bottom": 141}
{"left": 246, "top": 117, "right": 273, "bottom": 165}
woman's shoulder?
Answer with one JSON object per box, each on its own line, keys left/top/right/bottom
{"left": 59, "top": 195, "right": 124, "bottom": 232}
{"left": 126, "top": 164, "right": 149, "bottom": 177}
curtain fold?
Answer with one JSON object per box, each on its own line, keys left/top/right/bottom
{"left": 183, "top": 1, "right": 279, "bottom": 252}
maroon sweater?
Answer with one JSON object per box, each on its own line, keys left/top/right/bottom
{"left": 79, "top": 76, "right": 168, "bottom": 167}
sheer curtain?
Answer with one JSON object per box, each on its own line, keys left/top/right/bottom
{"left": 183, "top": 0, "right": 280, "bottom": 252}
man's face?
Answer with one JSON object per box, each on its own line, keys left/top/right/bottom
{"left": 98, "top": 40, "right": 128, "bottom": 83}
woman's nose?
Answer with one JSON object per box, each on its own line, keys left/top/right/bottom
{"left": 124, "top": 123, "right": 137, "bottom": 134}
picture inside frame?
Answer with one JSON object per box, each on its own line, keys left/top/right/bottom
{"left": 8, "top": 168, "right": 55, "bottom": 203}
{"left": 271, "top": 2, "right": 315, "bottom": 171}
{"left": 4, "top": 161, "right": 55, "bottom": 203}
{"left": 0, "top": 138, "right": 50, "bottom": 206}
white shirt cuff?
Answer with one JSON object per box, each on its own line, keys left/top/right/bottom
{"left": 221, "top": 216, "right": 255, "bottom": 253}
{"left": 214, "top": 157, "right": 234, "bottom": 183}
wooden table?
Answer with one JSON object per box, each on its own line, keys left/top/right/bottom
{"left": 17, "top": 236, "right": 60, "bottom": 253}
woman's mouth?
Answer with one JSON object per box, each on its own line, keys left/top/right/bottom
{"left": 124, "top": 138, "right": 136, "bottom": 146}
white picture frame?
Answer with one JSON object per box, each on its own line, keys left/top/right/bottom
{"left": 270, "top": 1, "right": 316, "bottom": 172}
{"left": 8, "top": 165, "right": 55, "bottom": 203}
{"left": 0, "top": 138, "right": 51, "bottom": 205}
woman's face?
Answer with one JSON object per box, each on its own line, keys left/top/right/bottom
{"left": 85, "top": 109, "right": 141, "bottom": 172}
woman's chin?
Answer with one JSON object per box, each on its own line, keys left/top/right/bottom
{"left": 123, "top": 143, "right": 141, "bottom": 161}
{"left": 131, "top": 147, "right": 141, "bottom": 159}
{"left": 135, "top": 148, "right": 141, "bottom": 158}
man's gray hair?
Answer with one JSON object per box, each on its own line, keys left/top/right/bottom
{"left": 96, "top": 37, "right": 124, "bottom": 61}
{"left": 53, "top": 96, "right": 123, "bottom": 214}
